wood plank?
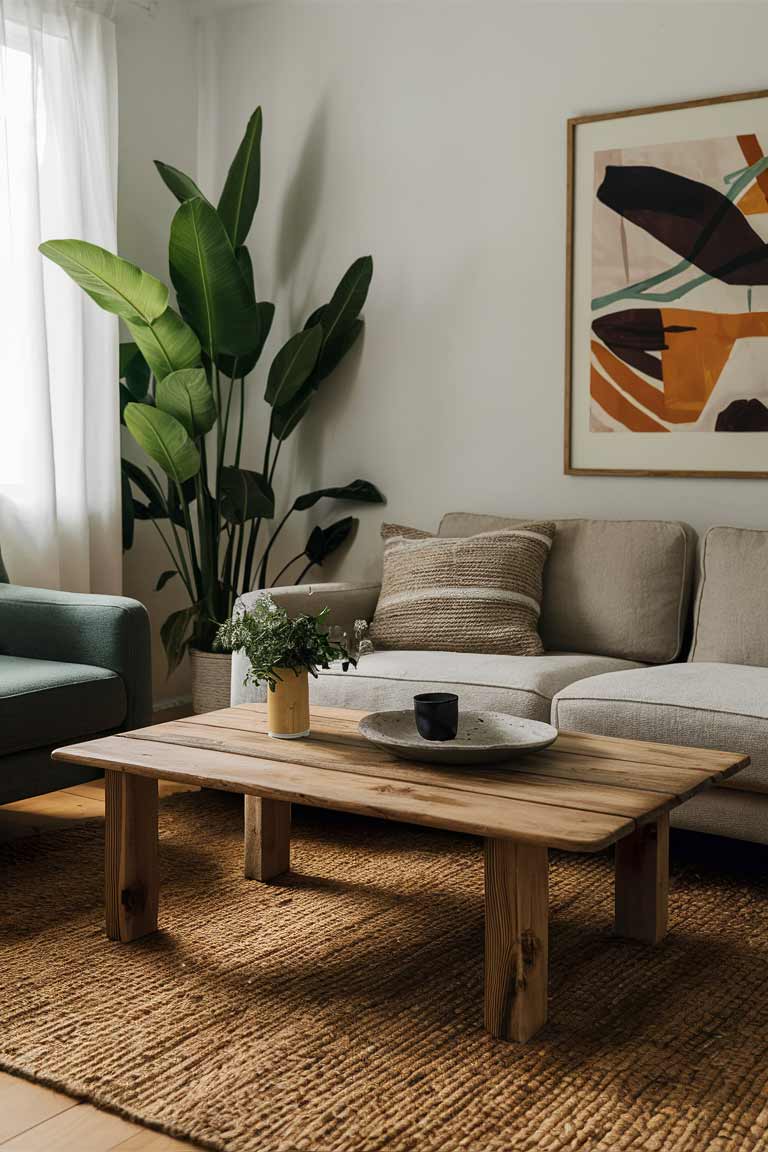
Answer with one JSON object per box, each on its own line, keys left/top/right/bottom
{"left": 105, "top": 771, "right": 159, "bottom": 942}
{"left": 168, "top": 707, "right": 368, "bottom": 747}
{"left": 179, "top": 706, "right": 747, "bottom": 778}
{"left": 124, "top": 719, "right": 716, "bottom": 802}
{"left": 504, "top": 751, "right": 721, "bottom": 800}
{"left": 244, "top": 796, "right": 291, "bottom": 881}
{"left": 127, "top": 720, "right": 676, "bottom": 822}
{"left": 65, "top": 779, "right": 199, "bottom": 801}
{"left": 55, "top": 737, "right": 634, "bottom": 851}
{"left": 0, "top": 1073, "right": 77, "bottom": 1143}
{"left": 484, "top": 839, "right": 548, "bottom": 1042}
{"left": 0, "top": 1102, "right": 140, "bottom": 1150}
{"left": 554, "top": 730, "right": 749, "bottom": 777}
{"left": 614, "top": 813, "right": 669, "bottom": 944}
{"left": 144, "top": 712, "right": 746, "bottom": 795}
{"left": 143, "top": 714, "right": 396, "bottom": 760}
{"left": 1, "top": 790, "right": 103, "bottom": 822}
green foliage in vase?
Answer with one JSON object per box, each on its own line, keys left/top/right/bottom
{"left": 215, "top": 594, "right": 351, "bottom": 690}
{"left": 39, "top": 107, "right": 384, "bottom": 673}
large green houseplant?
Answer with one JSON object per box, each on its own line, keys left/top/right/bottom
{"left": 40, "top": 107, "right": 384, "bottom": 676}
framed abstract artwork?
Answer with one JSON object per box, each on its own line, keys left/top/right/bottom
{"left": 566, "top": 89, "right": 768, "bottom": 477}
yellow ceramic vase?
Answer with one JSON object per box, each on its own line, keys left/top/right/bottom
{"left": 267, "top": 668, "right": 310, "bottom": 739}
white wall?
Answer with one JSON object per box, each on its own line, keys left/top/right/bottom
{"left": 199, "top": 0, "right": 768, "bottom": 592}
{"left": 119, "top": 0, "right": 768, "bottom": 699}
{"left": 116, "top": 0, "right": 200, "bottom": 703}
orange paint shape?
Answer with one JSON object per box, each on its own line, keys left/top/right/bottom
{"left": 592, "top": 342, "right": 667, "bottom": 419}
{"left": 658, "top": 308, "right": 768, "bottom": 419}
{"left": 590, "top": 366, "right": 668, "bottom": 432}
{"left": 737, "top": 183, "right": 768, "bottom": 216}
{"left": 737, "top": 134, "right": 768, "bottom": 215}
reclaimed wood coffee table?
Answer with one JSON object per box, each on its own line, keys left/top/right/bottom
{"left": 54, "top": 704, "right": 748, "bottom": 1043}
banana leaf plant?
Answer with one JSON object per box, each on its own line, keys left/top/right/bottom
{"left": 40, "top": 106, "right": 384, "bottom": 673}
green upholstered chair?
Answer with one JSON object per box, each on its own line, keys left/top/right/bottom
{"left": 0, "top": 548, "right": 152, "bottom": 804}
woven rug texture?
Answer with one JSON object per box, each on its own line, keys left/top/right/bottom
{"left": 1, "top": 791, "right": 767, "bottom": 1152}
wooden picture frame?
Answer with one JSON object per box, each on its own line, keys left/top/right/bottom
{"left": 565, "top": 89, "right": 768, "bottom": 477}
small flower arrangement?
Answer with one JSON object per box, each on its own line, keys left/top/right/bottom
{"left": 215, "top": 594, "right": 354, "bottom": 691}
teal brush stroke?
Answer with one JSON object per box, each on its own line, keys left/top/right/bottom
{"left": 591, "top": 156, "right": 768, "bottom": 311}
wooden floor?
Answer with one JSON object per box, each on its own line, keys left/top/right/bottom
{"left": 0, "top": 715, "right": 202, "bottom": 1151}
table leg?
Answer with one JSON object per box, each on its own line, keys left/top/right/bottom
{"left": 244, "top": 795, "right": 291, "bottom": 881}
{"left": 484, "top": 838, "right": 549, "bottom": 1042}
{"left": 105, "top": 770, "right": 159, "bottom": 942}
{"left": 614, "top": 813, "right": 669, "bottom": 944}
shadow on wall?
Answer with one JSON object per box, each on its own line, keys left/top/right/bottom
{"left": 267, "top": 329, "right": 368, "bottom": 589}
{"left": 276, "top": 94, "right": 329, "bottom": 331}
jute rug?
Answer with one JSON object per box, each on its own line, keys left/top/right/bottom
{"left": 1, "top": 791, "right": 768, "bottom": 1152}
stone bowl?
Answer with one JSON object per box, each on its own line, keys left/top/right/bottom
{"left": 358, "top": 710, "right": 558, "bottom": 765}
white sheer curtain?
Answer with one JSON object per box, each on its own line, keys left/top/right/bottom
{"left": 0, "top": 0, "right": 120, "bottom": 592}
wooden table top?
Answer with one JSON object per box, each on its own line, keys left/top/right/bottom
{"left": 54, "top": 704, "right": 750, "bottom": 853}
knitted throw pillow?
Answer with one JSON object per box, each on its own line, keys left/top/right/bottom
{"left": 370, "top": 521, "right": 556, "bottom": 655}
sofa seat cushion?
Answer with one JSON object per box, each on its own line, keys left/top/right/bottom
{"left": 552, "top": 663, "right": 767, "bottom": 792}
{"left": 301, "top": 650, "right": 643, "bottom": 722}
{"left": 0, "top": 655, "right": 126, "bottom": 756}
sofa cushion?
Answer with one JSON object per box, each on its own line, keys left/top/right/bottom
{"left": 690, "top": 527, "right": 768, "bottom": 667}
{"left": 0, "top": 655, "right": 126, "bottom": 757}
{"left": 438, "top": 514, "right": 695, "bottom": 664}
{"left": 370, "top": 522, "right": 555, "bottom": 656}
{"left": 552, "top": 663, "right": 766, "bottom": 792}
{"left": 233, "top": 649, "right": 643, "bottom": 722}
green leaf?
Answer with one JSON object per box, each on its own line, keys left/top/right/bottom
{"left": 220, "top": 467, "right": 275, "bottom": 523}
{"left": 39, "top": 240, "right": 169, "bottom": 325}
{"left": 216, "top": 300, "right": 274, "bottom": 380}
{"left": 315, "top": 256, "right": 372, "bottom": 373}
{"left": 314, "top": 317, "right": 364, "bottom": 383}
{"left": 168, "top": 476, "right": 198, "bottom": 526}
{"left": 121, "top": 467, "right": 135, "bottom": 551}
{"left": 272, "top": 389, "right": 313, "bottom": 441}
{"left": 120, "top": 342, "right": 151, "bottom": 399}
{"left": 218, "top": 107, "right": 262, "bottom": 247}
{"left": 125, "top": 306, "right": 201, "bottom": 383}
{"left": 121, "top": 457, "right": 166, "bottom": 518}
{"left": 119, "top": 383, "right": 134, "bottom": 425}
{"left": 154, "top": 161, "right": 207, "bottom": 204}
{"left": 304, "top": 517, "right": 356, "bottom": 566}
{"left": 293, "top": 479, "right": 385, "bottom": 512}
{"left": 169, "top": 197, "right": 261, "bottom": 357}
{"left": 265, "top": 325, "right": 322, "bottom": 408}
{"left": 161, "top": 604, "right": 199, "bottom": 675}
{"left": 303, "top": 304, "right": 326, "bottom": 331}
{"left": 156, "top": 368, "right": 216, "bottom": 437}
{"left": 235, "top": 245, "right": 254, "bottom": 293}
{"left": 156, "top": 570, "right": 178, "bottom": 591}
{"left": 124, "top": 403, "right": 201, "bottom": 485}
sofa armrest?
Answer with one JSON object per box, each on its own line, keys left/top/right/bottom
{"left": 235, "top": 581, "right": 381, "bottom": 639}
{"left": 0, "top": 584, "right": 152, "bottom": 730}
{"left": 231, "top": 582, "right": 381, "bottom": 706}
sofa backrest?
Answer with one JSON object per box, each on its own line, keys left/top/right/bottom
{"left": 690, "top": 526, "right": 768, "bottom": 666}
{"left": 438, "top": 513, "right": 695, "bottom": 664}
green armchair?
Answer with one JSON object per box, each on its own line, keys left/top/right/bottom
{"left": 0, "top": 579, "right": 152, "bottom": 805}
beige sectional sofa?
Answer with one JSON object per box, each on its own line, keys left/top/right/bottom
{"left": 232, "top": 515, "right": 766, "bottom": 844}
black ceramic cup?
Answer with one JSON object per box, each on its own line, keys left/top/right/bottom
{"left": 413, "top": 692, "right": 459, "bottom": 741}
